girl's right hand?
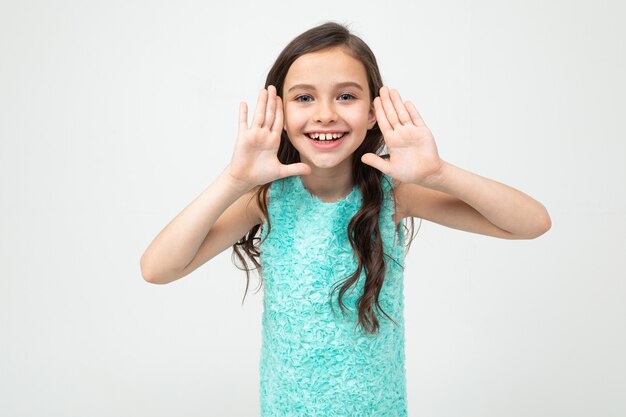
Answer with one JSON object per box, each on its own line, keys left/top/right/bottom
{"left": 227, "top": 85, "right": 311, "bottom": 191}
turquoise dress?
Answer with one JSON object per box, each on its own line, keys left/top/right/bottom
{"left": 259, "top": 174, "right": 408, "bottom": 416}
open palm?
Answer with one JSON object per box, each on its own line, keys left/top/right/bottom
{"left": 228, "top": 85, "right": 310, "bottom": 189}
{"left": 361, "top": 86, "right": 443, "bottom": 185}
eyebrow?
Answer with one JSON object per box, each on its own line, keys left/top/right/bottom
{"left": 286, "top": 81, "right": 364, "bottom": 93}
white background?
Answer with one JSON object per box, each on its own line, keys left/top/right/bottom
{"left": 1, "top": 0, "right": 624, "bottom": 416}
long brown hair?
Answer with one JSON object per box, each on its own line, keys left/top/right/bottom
{"left": 232, "top": 21, "right": 417, "bottom": 335}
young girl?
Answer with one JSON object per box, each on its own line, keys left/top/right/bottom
{"left": 140, "top": 22, "right": 551, "bottom": 416}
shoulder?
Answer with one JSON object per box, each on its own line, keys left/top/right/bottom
{"left": 242, "top": 184, "right": 270, "bottom": 225}
{"left": 386, "top": 176, "right": 405, "bottom": 226}
{"left": 249, "top": 178, "right": 290, "bottom": 224}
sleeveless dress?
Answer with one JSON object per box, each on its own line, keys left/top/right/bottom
{"left": 258, "top": 174, "right": 408, "bottom": 416}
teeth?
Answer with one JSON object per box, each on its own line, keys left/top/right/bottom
{"left": 308, "top": 132, "right": 346, "bottom": 140}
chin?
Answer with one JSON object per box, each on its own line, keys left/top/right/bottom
{"left": 311, "top": 162, "right": 339, "bottom": 169}
{"left": 306, "top": 156, "right": 351, "bottom": 170}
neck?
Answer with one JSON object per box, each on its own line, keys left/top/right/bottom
{"left": 299, "top": 165, "right": 354, "bottom": 203}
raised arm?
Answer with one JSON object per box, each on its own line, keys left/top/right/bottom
{"left": 362, "top": 86, "right": 551, "bottom": 239}
{"left": 140, "top": 85, "right": 310, "bottom": 284}
{"left": 394, "top": 163, "right": 551, "bottom": 239}
{"left": 140, "top": 169, "right": 261, "bottom": 284}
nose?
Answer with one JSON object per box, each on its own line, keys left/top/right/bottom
{"left": 313, "top": 100, "right": 337, "bottom": 124}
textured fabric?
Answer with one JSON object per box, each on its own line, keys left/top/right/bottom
{"left": 258, "top": 173, "right": 407, "bottom": 416}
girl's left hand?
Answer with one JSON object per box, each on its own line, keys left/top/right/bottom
{"left": 361, "top": 86, "right": 444, "bottom": 186}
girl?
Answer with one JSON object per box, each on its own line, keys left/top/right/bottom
{"left": 140, "top": 22, "right": 551, "bottom": 416}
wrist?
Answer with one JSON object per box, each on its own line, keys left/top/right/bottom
{"left": 419, "top": 160, "right": 451, "bottom": 189}
{"left": 221, "top": 166, "right": 255, "bottom": 194}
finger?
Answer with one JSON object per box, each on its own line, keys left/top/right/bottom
{"left": 405, "top": 101, "right": 427, "bottom": 127}
{"left": 373, "top": 97, "right": 392, "bottom": 133}
{"left": 264, "top": 85, "right": 276, "bottom": 128}
{"left": 278, "top": 162, "right": 312, "bottom": 179}
{"left": 270, "top": 95, "right": 284, "bottom": 134}
{"left": 251, "top": 88, "right": 268, "bottom": 127}
{"left": 361, "top": 152, "right": 392, "bottom": 175}
{"left": 379, "top": 86, "right": 400, "bottom": 128}
{"left": 238, "top": 102, "right": 248, "bottom": 130}
{"left": 390, "top": 89, "right": 412, "bottom": 125}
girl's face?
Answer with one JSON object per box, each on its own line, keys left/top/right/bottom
{"left": 282, "top": 46, "right": 376, "bottom": 172}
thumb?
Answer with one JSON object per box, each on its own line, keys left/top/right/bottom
{"left": 277, "top": 162, "right": 312, "bottom": 179}
{"left": 361, "top": 153, "right": 391, "bottom": 175}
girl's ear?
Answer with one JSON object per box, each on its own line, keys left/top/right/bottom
{"left": 367, "top": 103, "right": 377, "bottom": 129}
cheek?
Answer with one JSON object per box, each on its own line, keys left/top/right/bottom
{"left": 284, "top": 108, "right": 306, "bottom": 129}
{"left": 346, "top": 111, "right": 370, "bottom": 129}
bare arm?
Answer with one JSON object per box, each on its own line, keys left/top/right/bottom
{"left": 139, "top": 168, "right": 260, "bottom": 284}
{"left": 395, "top": 162, "right": 551, "bottom": 239}
{"left": 363, "top": 86, "right": 551, "bottom": 240}
{"left": 140, "top": 85, "right": 310, "bottom": 284}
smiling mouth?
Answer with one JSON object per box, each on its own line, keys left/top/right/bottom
{"left": 306, "top": 132, "right": 348, "bottom": 141}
